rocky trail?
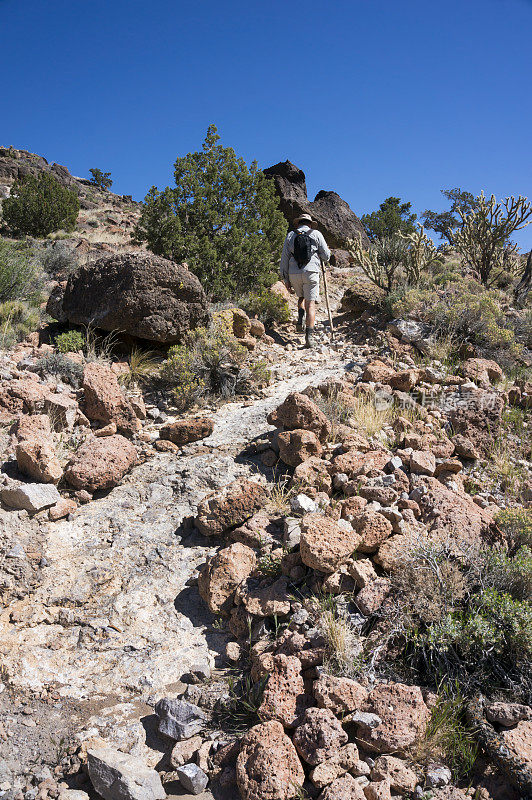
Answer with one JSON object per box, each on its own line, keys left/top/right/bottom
{"left": 0, "top": 288, "right": 370, "bottom": 794}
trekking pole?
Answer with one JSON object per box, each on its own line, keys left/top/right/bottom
{"left": 321, "top": 261, "right": 335, "bottom": 342}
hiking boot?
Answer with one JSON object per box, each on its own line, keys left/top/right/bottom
{"left": 305, "top": 328, "right": 317, "bottom": 349}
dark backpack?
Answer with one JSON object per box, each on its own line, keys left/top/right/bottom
{"left": 292, "top": 231, "right": 313, "bottom": 268}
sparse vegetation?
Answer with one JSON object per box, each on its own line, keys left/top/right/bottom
{"left": 241, "top": 288, "right": 291, "bottom": 326}
{"left": 2, "top": 173, "right": 79, "bottom": 237}
{"left": 160, "top": 320, "right": 264, "bottom": 409}
{"left": 54, "top": 329, "right": 85, "bottom": 354}
{"left": 0, "top": 300, "right": 40, "bottom": 348}
{"left": 414, "top": 684, "right": 478, "bottom": 780}
{"left": 89, "top": 168, "right": 113, "bottom": 190}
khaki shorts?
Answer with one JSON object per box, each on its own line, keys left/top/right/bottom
{"left": 289, "top": 271, "right": 320, "bottom": 301}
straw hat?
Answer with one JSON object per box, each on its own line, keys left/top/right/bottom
{"left": 294, "top": 212, "right": 315, "bottom": 227}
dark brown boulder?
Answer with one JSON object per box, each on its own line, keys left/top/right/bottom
{"left": 340, "top": 282, "right": 386, "bottom": 315}
{"left": 263, "top": 160, "right": 309, "bottom": 222}
{"left": 264, "top": 160, "right": 369, "bottom": 249}
{"left": 50, "top": 252, "right": 207, "bottom": 343}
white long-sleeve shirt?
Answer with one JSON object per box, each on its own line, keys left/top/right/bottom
{"left": 280, "top": 225, "right": 331, "bottom": 280}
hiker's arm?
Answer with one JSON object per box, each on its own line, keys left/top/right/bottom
{"left": 280, "top": 236, "right": 290, "bottom": 282}
{"left": 316, "top": 232, "right": 331, "bottom": 264}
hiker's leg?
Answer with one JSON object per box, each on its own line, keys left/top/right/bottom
{"left": 304, "top": 274, "right": 319, "bottom": 348}
{"left": 305, "top": 299, "right": 316, "bottom": 328}
{"left": 297, "top": 297, "right": 305, "bottom": 330}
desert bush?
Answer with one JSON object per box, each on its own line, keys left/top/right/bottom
{"left": 54, "top": 329, "right": 85, "bottom": 354}
{"left": 241, "top": 288, "right": 291, "bottom": 326}
{"left": 390, "top": 536, "right": 532, "bottom": 698}
{"left": 160, "top": 320, "right": 261, "bottom": 409}
{"left": 38, "top": 242, "right": 79, "bottom": 276}
{"left": 422, "top": 188, "right": 478, "bottom": 245}
{"left": 391, "top": 276, "right": 521, "bottom": 359}
{"left": 35, "top": 352, "right": 83, "bottom": 387}
{"left": 0, "top": 300, "right": 40, "bottom": 349}
{"left": 495, "top": 508, "right": 532, "bottom": 550}
{"left": 0, "top": 239, "right": 42, "bottom": 302}
{"left": 317, "top": 601, "right": 363, "bottom": 679}
{"left": 2, "top": 173, "right": 79, "bottom": 237}
{"left": 133, "top": 125, "right": 286, "bottom": 300}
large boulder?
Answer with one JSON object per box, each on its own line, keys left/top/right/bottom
{"left": 50, "top": 252, "right": 208, "bottom": 343}
{"left": 263, "top": 161, "right": 369, "bottom": 249}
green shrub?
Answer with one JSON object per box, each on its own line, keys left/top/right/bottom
{"left": 495, "top": 508, "right": 532, "bottom": 550}
{"left": 0, "top": 300, "right": 40, "bottom": 348}
{"left": 241, "top": 288, "right": 291, "bottom": 326}
{"left": 133, "top": 125, "right": 286, "bottom": 300}
{"left": 160, "top": 321, "right": 255, "bottom": 409}
{"left": 0, "top": 239, "right": 42, "bottom": 302}
{"left": 35, "top": 352, "right": 84, "bottom": 387}
{"left": 39, "top": 242, "right": 79, "bottom": 276}
{"left": 55, "top": 329, "right": 85, "bottom": 354}
{"left": 2, "top": 173, "right": 79, "bottom": 237}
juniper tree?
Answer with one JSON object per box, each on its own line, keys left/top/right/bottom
{"left": 422, "top": 188, "right": 478, "bottom": 245}
{"left": 361, "top": 197, "right": 417, "bottom": 242}
{"left": 89, "top": 168, "right": 113, "bottom": 190}
{"left": 2, "top": 173, "right": 79, "bottom": 237}
{"left": 133, "top": 125, "right": 286, "bottom": 300}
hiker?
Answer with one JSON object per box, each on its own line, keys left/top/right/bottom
{"left": 280, "top": 213, "right": 330, "bottom": 348}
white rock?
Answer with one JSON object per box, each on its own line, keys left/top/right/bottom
{"left": 87, "top": 747, "right": 165, "bottom": 800}
{"left": 175, "top": 763, "right": 209, "bottom": 795}
{"left": 1, "top": 483, "right": 61, "bottom": 512}
{"left": 425, "top": 764, "right": 452, "bottom": 788}
{"left": 290, "top": 493, "right": 317, "bottom": 514}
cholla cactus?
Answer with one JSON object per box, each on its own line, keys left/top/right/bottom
{"left": 347, "top": 225, "right": 440, "bottom": 292}
{"left": 401, "top": 225, "right": 441, "bottom": 285}
{"left": 454, "top": 192, "right": 532, "bottom": 286}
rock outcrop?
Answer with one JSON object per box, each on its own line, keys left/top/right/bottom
{"left": 264, "top": 160, "right": 369, "bottom": 248}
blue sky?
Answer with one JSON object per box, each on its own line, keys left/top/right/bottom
{"left": 2, "top": 0, "right": 531, "bottom": 249}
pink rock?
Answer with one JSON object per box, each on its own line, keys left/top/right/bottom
{"left": 236, "top": 720, "right": 304, "bottom": 800}
{"left": 64, "top": 434, "right": 137, "bottom": 492}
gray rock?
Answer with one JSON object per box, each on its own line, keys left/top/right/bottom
{"left": 87, "top": 747, "right": 165, "bottom": 800}
{"left": 283, "top": 517, "right": 302, "bottom": 550}
{"left": 425, "top": 764, "right": 452, "bottom": 788}
{"left": 154, "top": 697, "right": 207, "bottom": 740}
{"left": 1, "top": 483, "right": 61, "bottom": 513}
{"left": 347, "top": 711, "right": 382, "bottom": 729}
{"left": 485, "top": 701, "right": 532, "bottom": 727}
{"left": 175, "top": 764, "right": 209, "bottom": 795}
